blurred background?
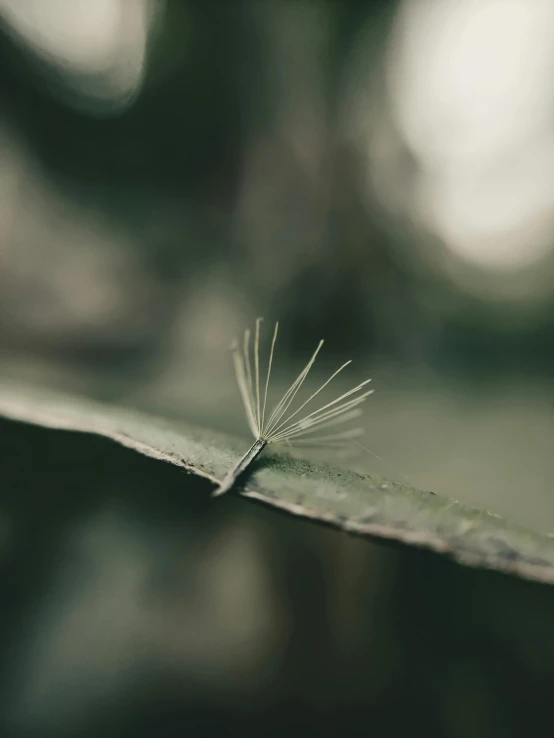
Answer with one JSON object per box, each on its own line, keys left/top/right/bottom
{"left": 0, "top": 1, "right": 553, "bottom": 736}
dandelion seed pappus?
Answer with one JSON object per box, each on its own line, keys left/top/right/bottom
{"left": 213, "top": 318, "right": 373, "bottom": 497}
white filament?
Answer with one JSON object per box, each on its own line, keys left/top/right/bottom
{"left": 232, "top": 319, "right": 373, "bottom": 447}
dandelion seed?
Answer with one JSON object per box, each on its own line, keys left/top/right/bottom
{"left": 214, "top": 319, "right": 374, "bottom": 496}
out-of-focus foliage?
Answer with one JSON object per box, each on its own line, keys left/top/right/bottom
{"left": 0, "top": 0, "right": 161, "bottom": 113}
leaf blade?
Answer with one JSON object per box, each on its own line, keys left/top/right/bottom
{"left": 1, "top": 377, "right": 553, "bottom": 585}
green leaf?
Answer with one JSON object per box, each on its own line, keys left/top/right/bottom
{"left": 1, "top": 376, "right": 553, "bottom": 585}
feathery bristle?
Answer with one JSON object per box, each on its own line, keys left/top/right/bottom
{"left": 232, "top": 319, "right": 372, "bottom": 445}
{"left": 216, "top": 319, "right": 373, "bottom": 496}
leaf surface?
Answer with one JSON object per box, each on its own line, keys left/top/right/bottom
{"left": 1, "top": 377, "right": 553, "bottom": 585}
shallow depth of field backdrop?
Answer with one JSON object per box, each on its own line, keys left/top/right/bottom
{"left": 1, "top": 1, "right": 553, "bottom": 737}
